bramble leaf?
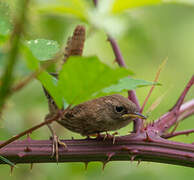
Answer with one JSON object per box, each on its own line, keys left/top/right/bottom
{"left": 58, "top": 56, "right": 133, "bottom": 105}
{"left": 26, "top": 39, "right": 59, "bottom": 61}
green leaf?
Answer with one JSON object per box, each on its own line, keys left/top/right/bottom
{"left": 26, "top": 39, "right": 60, "bottom": 61}
{"left": 58, "top": 56, "right": 133, "bottom": 105}
{"left": 0, "top": 2, "right": 12, "bottom": 36}
{"left": 37, "top": 71, "right": 63, "bottom": 108}
{"left": 20, "top": 44, "right": 39, "bottom": 70}
{"left": 112, "top": 0, "right": 161, "bottom": 14}
{"left": 39, "top": 0, "right": 89, "bottom": 22}
{"left": 101, "top": 77, "right": 159, "bottom": 93}
{"left": 0, "top": 2, "right": 12, "bottom": 44}
{"left": 0, "top": 156, "right": 15, "bottom": 166}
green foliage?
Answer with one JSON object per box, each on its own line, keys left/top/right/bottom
{"left": 0, "top": 2, "right": 11, "bottom": 35}
{"left": 112, "top": 0, "right": 162, "bottom": 13}
{"left": 26, "top": 39, "right": 60, "bottom": 61}
{"left": 0, "top": 2, "right": 12, "bottom": 44}
{"left": 1, "top": 0, "right": 194, "bottom": 179}
{"left": 0, "top": 156, "right": 15, "bottom": 166}
{"left": 58, "top": 56, "right": 133, "bottom": 105}
{"left": 37, "top": 71, "right": 63, "bottom": 108}
{"left": 38, "top": 0, "right": 89, "bottom": 22}
{"left": 101, "top": 77, "right": 158, "bottom": 93}
{"left": 21, "top": 44, "right": 39, "bottom": 70}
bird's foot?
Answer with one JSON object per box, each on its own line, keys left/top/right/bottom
{"left": 50, "top": 135, "right": 67, "bottom": 162}
{"left": 103, "top": 132, "right": 118, "bottom": 144}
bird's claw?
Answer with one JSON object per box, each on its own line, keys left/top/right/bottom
{"left": 103, "top": 132, "right": 118, "bottom": 144}
{"left": 50, "top": 135, "right": 67, "bottom": 162}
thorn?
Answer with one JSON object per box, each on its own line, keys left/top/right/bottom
{"left": 137, "top": 159, "right": 141, "bottom": 166}
{"left": 84, "top": 162, "right": 89, "bottom": 170}
{"left": 185, "top": 154, "right": 192, "bottom": 158}
{"left": 18, "top": 152, "right": 25, "bottom": 157}
{"left": 10, "top": 166, "right": 14, "bottom": 176}
{"left": 27, "top": 133, "right": 31, "bottom": 140}
{"left": 30, "top": 163, "right": 33, "bottom": 171}
{"left": 143, "top": 132, "right": 153, "bottom": 142}
{"left": 24, "top": 146, "right": 32, "bottom": 152}
{"left": 107, "top": 152, "right": 115, "bottom": 162}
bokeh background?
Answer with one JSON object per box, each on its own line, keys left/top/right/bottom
{"left": 0, "top": 0, "right": 194, "bottom": 179}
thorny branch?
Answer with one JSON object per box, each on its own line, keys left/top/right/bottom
{"left": 153, "top": 75, "right": 194, "bottom": 134}
{"left": 0, "top": 77, "right": 193, "bottom": 167}
{"left": 107, "top": 29, "right": 142, "bottom": 133}
{"left": 0, "top": 0, "right": 193, "bottom": 168}
{"left": 0, "top": 136, "right": 194, "bottom": 167}
{"left": 0, "top": 39, "right": 193, "bottom": 168}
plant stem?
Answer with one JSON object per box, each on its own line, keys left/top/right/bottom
{"left": 162, "top": 129, "right": 194, "bottom": 139}
{"left": 0, "top": 112, "right": 62, "bottom": 149}
{"left": 0, "top": 135, "right": 194, "bottom": 167}
{"left": 153, "top": 75, "right": 194, "bottom": 133}
{"left": 0, "top": 0, "right": 28, "bottom": 112}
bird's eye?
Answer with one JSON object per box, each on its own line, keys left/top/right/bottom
{"left": 115, "top": 106, "right": 124, "bottom": 113}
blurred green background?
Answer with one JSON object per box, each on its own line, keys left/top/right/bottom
{"left": 0, "top": 0, "right": 194, "bottom": 179}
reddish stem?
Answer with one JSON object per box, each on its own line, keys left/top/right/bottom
{"left": 92, "top": 0, "right": 141, "bottom": 133}
{"left": 0, "top": 135, "right": 194, "bottom": 167}
{"left": 107, "top": 36, "right": 142, "bottom": 132}
{"left": 162, "top": 129, "right": 194, "bottom": 139}
{"left": 0, "top": 112, "right": 63, "bottom": 149}
{"left": 153, "top": 75, "right": 194, "bottom": 133}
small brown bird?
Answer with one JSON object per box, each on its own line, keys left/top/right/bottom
{"left": 43, "top": 26, "right": 146, "bottom": 136}
{"left": 55, "top": 94, "right": 146, "bottom": 136}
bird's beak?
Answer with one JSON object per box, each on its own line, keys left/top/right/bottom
{"left": 122, "top": 112, "right": 147, "bottom": 120}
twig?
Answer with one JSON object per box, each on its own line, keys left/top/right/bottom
{"left": 153, "top": 75, "right": 194, "bottom": 134}
{"left": 0, "top": 0, "right": 29, "bottom": 113}
{"left": 93, "top": 0, "right": 98, "bottom": 6}
{"left": 162, "top": 129, "right": 194, "bottom": 139}
{"left": 140, "top": 58, "right": 167, "bottom": 113}
{"left": 12, "top": 56, "right": 61, "bottom": 92}
{"left": 177, "top": 100, "right": 194, "bottom": 121}
{"left": 0, "top": 110, "right": 64, "bottom": 149}
{"left": 107, "top": 36, "right": 126, "bottom": 67}
{"left": 171, "top": 75, "right": 194, "bottom": 111}
{"left": 107, "top": 34, "right": 141, "bottom": 133}
{"left": 92, "top": 0, "right": 142, "bottom": 133}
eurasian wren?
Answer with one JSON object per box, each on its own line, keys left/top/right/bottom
{"left": 55, "top": 94, "right": 145, "bottom": 136}
{"left": 43, "top": 25, "right": 146, "bottom": 136}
